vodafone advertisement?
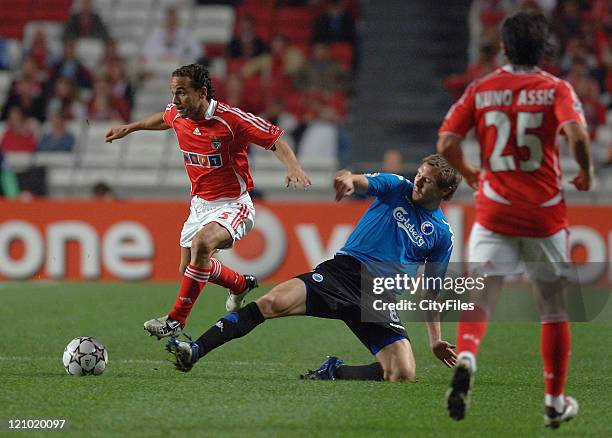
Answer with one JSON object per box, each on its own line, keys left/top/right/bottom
{"left": 0, "top": 200, "right": 610, "bottom": 283}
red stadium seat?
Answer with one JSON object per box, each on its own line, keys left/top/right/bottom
{"left": 235, "top": 2, "right": 275, "bottom": 41}
{"left": 328, "top": 42, "right": 353, "bottom": 70}
{"left": 204, "top": 43, "right": 226, "bottom": 58}
{"left": 274, "top": 7, "right": 313, "bottom": 44}
{"left": 281, "top": 90, "right": 307, "bottom": 120}
{"left": 30, "top": 0, "right": 71, "bottom": 21}
{"left": 0, "top": 23, "right": 26, "bottom": 39}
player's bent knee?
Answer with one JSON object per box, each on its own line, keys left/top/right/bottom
{"left": 191, "top": 237, "right": 216, "bottom": 261}
{"left": 256, "top": 280, "right": 305, "bottom": 318}
{"left": 384, "top": 366, "right": 416, "bottom": 383}
{"left": 256, "top": 293, "right": 289, "bottom": 318}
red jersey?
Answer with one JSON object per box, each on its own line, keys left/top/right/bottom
{"left": 439, "top": 65, "right": 586, "bottom": 237}
{"left": 163, "top": 99, "right": 283, "bottom": 200}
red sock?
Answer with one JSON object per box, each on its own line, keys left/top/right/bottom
{"left": 168, "top": 264, "right": 210, "bottom": 326}
{"left": 209, "top": 258, "right": 246, "bottom": 294}
{"left": 541, "top": 321, "right": 571, "bottom": 396}
{"left": 456, "top": 306, "right": 488, "bottom": 356}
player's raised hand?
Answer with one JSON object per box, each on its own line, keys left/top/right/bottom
{"left": 463, "top": 164, "right": 481, "bottom": 190}
{"left": 334, "top": 170, "right": 354, "bottom": 202}
{"left": 285, "top": 166, "right": 312, "bottom": 189}
{"left": 570, "top": 168, "right": 592, "bottom": 191}
{"left": 432, "top": 340, "right": 457, "bottom": 368}
{"left": 105, "top": 125, "right": 131, "bottom": 143}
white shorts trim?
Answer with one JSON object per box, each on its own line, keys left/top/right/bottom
{"left": 180, "top": 192, "right": 255, "bottom": 248}
{"left": 468, "top": 222, "right": 569, "bottom": 281}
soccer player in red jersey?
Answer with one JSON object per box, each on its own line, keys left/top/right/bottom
{"left": 105, "top": 64, "right": 311, "bottom": 339}
{"left": 436, "top": 13, "right": 592, "bottom": 428}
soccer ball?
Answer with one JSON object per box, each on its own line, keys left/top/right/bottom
{"left": 62, "top": 337, "right": 108, "bottom": 376}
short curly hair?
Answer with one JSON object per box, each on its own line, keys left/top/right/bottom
{"left": 421, "top": 154, "right": 462, "bottom": 201}
{"left": 172, "top": 64, "right": 215, "bottom": 100}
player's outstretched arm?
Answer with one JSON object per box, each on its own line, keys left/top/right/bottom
{"left": 333, "top": 170, "right": 368, "bottom": 201}
{"left": 563, "top": 121, "right": 593, "bottom": 191}
{"left": 105, "top": 112, "right": 170, "bottom": 143}
{"left": 271, "top": 138, "right": 312, "bottom": 189}
{"left": 437, "top": 134, "right": 480, "bottom": 190}
{"left": 421, "top": 289, "right": 457, "bottom": 368}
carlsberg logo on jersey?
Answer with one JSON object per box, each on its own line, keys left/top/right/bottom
{"left": 182, "top": 151, "right": 223, "bottom": 168}
{"left": 393, "top": 207, "right": 425, "bottom": 247}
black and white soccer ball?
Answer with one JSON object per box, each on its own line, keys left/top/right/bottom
{"left": 62, "top": 337, "right": 108, "bottom": 376}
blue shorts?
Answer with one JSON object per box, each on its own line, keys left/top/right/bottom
{"left": 296, "top": 255, "right": 408, "bottom": 355}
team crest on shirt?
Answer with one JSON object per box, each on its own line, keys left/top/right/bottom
{"left": 211, "top": 136, "right": 222, "bottom": 150}
{"left": 421, "top": 221, "right": 434, "bottom": 236}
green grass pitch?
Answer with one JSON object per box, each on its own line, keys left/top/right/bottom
{"left": 1, "top": 281, "right": 611, "bottom": 437}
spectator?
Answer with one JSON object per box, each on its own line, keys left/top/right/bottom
{"left": 295, "top": 43, "right": 349, "bottom": 93}
{"left": 105, "top": 58, "right": 134, "bottom": 112}
{"left": 564, "top": 57, "right": 600, "bottom": 101}
{"left": 573, "top": 75, "right": 606, "bottom": 139}
{"left": 551, "top": 0, "right": 582, "bottom": 51}
{"left": 297, "top": 99, "right": 341, "bottom": 163}
{"left": 0, "top": 38, "right": 12, "bottom": 70}
{"left": 1, "top": 57, "right": 46, "bottom": 122}
{"left": 444, "top": 42, "right": 499, "bottom": 100}
{"left": 0, "top": 107, "right": 38, "bottom": 153}
{"left": 467, "top": 0, "right": 512, "bottom": 62}
{"left": 228, "top": 15, "right": 268, "bottom": 59}
{"left": 312, "top": 0, "right": 356, "bottom": 45}
{"left": 63, "top": 0, "right": 110, "bottom": 41}
{"left": 143, "top": 8, "right": 203, "bottom": 64}
{"left": 24, "top": 27, "right": 54, "bottom": 74}
{"left": 0, "top": 150, "right": 20, "bottom": 198}
{"left": 87, "top": 77, "right": 130, "bottom": 122}
{"left": 92, "top": 181, "right": 115, "bottom": 200}
{"left": 560, "top": 38, "right": 600, "bottom": 74}
{"left": 262, "top": 98, "right": 299, "bottom": 144}
{"left": 242, "top": 34, "right": 305, "bottom": 89}
{"left": 46, "top": 76, "right": 85, "bottom": 121}
{"left": 382, "top": 149, "right": 405, "bottom": 175}
{"left": 48, "top": 39, "right": 93, "bottom": 91}
{"left": 37, "top": 112, "right": 76, "bottom": 152}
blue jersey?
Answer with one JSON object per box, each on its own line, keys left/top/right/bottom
{"left": 338, "top": 173, "right": 454, "bottom": 280}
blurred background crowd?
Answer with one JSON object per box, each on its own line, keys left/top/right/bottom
{"left": 0, "top": 0, "right": 609, "bottom": 201}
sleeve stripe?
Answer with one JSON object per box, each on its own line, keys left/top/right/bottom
{"left": 218, "top": 103, "right": 273, "bottom": 132}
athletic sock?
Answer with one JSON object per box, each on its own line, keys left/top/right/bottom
{"left": 168, "top": 264, "right": 209, "bottom": 326}
{"left": 541, "top": 321, "right": 570, "bottom": 405}
{"left": 209, "top": 258, "right": 247, "bottom": 294}
{"left": 196, "top": 302, "right": 265, "bottom": 357}
{"left": 334, "top": 363, "right": 384, "bottom": 381}
{"left": 456, "top": 305, "right": 488, "bottom": 368}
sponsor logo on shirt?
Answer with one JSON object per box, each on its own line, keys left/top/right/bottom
{"left": 193, "top": 127, "right": 202, "bottom": 135}
{"left": 393, "top": 207, "right": 425, "bottom": 247}
{"left": 182, "top": 151, "right": 223, "bottom": 168}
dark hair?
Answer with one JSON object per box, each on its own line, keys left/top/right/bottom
{"left": 501, "top": 12, "right": 551, "bottom": 67}
{"left": 172, "top": 64, "right": 215, "bottom": 100}
{"left": 421, "top": 154, "right": 462, "bottom": 201}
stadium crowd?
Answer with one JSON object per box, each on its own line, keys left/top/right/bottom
{"left": 0, "top": 0, "right": 360, "bottom": 196}
{"left": 444, "top": 0, "right": 612, "bottom": 165}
